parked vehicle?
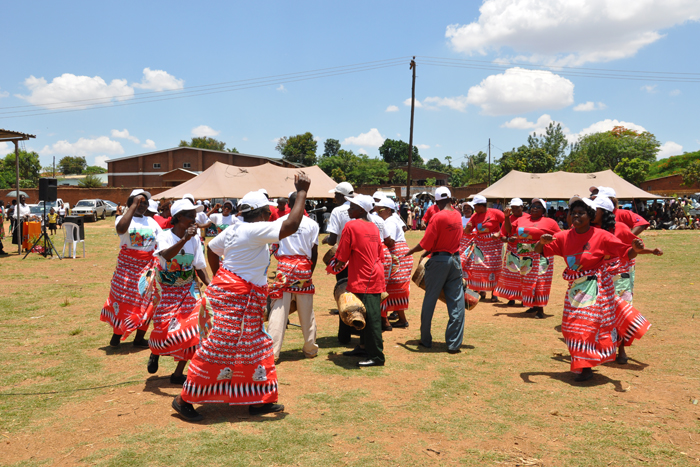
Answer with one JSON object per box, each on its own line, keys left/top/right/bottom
{"left": 103, "top": 200, "right": 118, "bottom": 216}
{"left": 71, "top": 199, "right": 107, "bottom": 222}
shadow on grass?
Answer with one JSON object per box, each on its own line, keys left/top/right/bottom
{"left": 325, "top": 351, "right": 361, "bottom": 370}
{"left": 171, "top": 404, "right": 289, "bottom": 425}
{"left": 98, "top": 343, "right": 151, "bottom": 356}
{"left": 277, "top": 349, "right": 306, "bottom": 364}
{"left": 141, "top": 375, "right": 181, "bottom": 398}
{"left": 316, "top": 335, "right": 359, "bottom": 350}
{"left": 397, "top": 339, "right": 475, "bottom": 353}
{"left": 602, "top": 357, "right": 650, "bottom": 372}
{"left": 492, "top": 310, "right": 548, "bottom": 319}
{"left": 519, "top": 370, "right": 627, "bottom": 391}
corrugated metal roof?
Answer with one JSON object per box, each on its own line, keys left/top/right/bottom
{"left": 0, "top": 129, "right": 36, "bottom": 141}
{"left": 105, "top": 146, "right": 288, "bottom": 166}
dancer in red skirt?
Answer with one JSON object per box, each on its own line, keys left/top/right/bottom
{"left": 494, "top": 198, "right": 529, "bottom": 306}
{"left": 459, "top": 202, "right": 475, "bottom": 281}
{"left": 101, "top": 189, "right": 162, "bottom": 348}
{"left": 590, "top": 195, "right": 662, "bottom": 364}
{"left": 464, "top": 195, "right": 505, "bottom": 302}
{"left": 375, "top": 197, "right": 413, "bottom": 329}
{"left": 146, "top": 199, "right": 211, "bottom": 384}
{"left": 498, "top": 198, "right": 560, "bottom": 318}
{"left": 172, "top": 173, "right": 311, "bottom": 422}
{"left": 535, "top": 196, "right": 647, "bottom": 382}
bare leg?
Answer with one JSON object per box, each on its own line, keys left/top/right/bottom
{"left": 173, "top": 361, "right": 187, "bottom": 377}
{"left": 616, "top": 341, "right": 628, "bottom": 364}
{"left": 133, "top": 329, "right": 148, "bottom": 347}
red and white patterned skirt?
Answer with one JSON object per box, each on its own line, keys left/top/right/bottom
{"left": 466, "top": 233, "right": 503, "bottom": 292}
{"left": 381, "top": 241, "right": 413, "bottom": 313}
{"left": 269, "top": 254, "right": 315, "bottom": 300}
{"left": 182, "top": 268, "right": 278, "bottom": 406}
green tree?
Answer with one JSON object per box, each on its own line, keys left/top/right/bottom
{"left": 318, "top": 148, "right": 388, "bottom": 187}
{"left": 389, "top": 170, "right": 407, "bottom": 185}
{"left": 426, "top": 158, "right": 447, "bottom": 172}
{"left": 681, "top": 160, "right": 700, "bottom": 187}
{"left": 275, "top": 132, "right": 317, "bottom": 166}
{"left": 497, "top": 146, "right": 557, "bottom": 178}
{"left": 323, "top": 138, "right": 341, "bottom": 158}
{"left": 425, "top": 177, "right": 437, "bottom": 186}
{"left": 463, "top": 151, "right": 492, "bottom": 184}
{"left": 614, "top": 157, "right": 651, "bottom": 186}
{"left": 0, "top": 150, "right": 41, "bottom": 187}
{"left": 78, "top": 174, "right": 104, "bottom": 188}
{"left": 84, "top": 165, "right": 107, "bottom": 174}
{"left": 179, "top": 137, "right": 238, "bottom": 153}
{"left": 527, "top": 122, "right": 569, "bottom": 166}
{"left": 648, "top": 150, "right": 700, "bottom": 178}
{"left": 564, "top": 126, "right": 660, "bottom": 172}
{"left": 378, "top": 139, "right": 424, "bottom": 169}
{"left": 58, "top": 156, "right": 87, "bottom": 175}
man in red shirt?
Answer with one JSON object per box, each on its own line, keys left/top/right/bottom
{"left": 269, "top": 197, "right": 290, "bottom": 222}
{"left": 153, "top": 200, "right": 173, "bottom": 230}
{"left": 333, "top": 194, "right": 386, "bottom": 367}
{"left": 405, "top": 187, "right": 465, "bottom": 353}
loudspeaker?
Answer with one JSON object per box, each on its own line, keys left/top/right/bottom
{"left": 64, "top": 216, "right": 85, "bottom": 240}
{"left": 39, "top": 178, "right": 58, "bottom": 202}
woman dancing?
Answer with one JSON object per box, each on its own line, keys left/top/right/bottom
{"left": 535, "top": 197, "right": 647, "bottom": 382}
{"left": 101, "top": 190, "right": 162, "bottom": 348}
{"left": 494, "top": 198, "right": 529, "bottom": 306}
{"left": 146, "top": 199, "right": 210, "bottom": 384}
{"left": 464, "top": 195, "right": 505, "bottom": 302}
{"left": 172, "top": 173, "right": 311, "bottom": 421}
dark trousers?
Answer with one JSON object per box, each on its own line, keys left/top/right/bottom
{"left": 356, "top": 293, "right": 384, "bottom": 364}
{"left": 336, "top": 268, "right": 355, "bottom": 344}
{"left": 420, "top": 254, "right": 465, "bottom": 351}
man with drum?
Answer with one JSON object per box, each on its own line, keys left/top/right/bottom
{"left": 405, "top": 187, "right": 465, "bottom": 354}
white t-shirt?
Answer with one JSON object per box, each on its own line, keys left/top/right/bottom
{"left": 384, "top": 215, "right": 406, "bottom": 243}
{"left": 14, "top": 203, "right": 30, "bottom": 219}
{"left": 209, "top": 213, "right": 236, "bottom": 228}
{"left": 327, "top": 202, "right": 351, "bottom": 240}
{"left": 194, "top": 211, "right": 210, "bottom": 238}
{"left": 462, "top": 216, "right": 472, "bottom": 229}
{"left": 276, "top": 214, "right": 319, "bottom": 259}
{"left": 58, "top": 205, "right": 66, "bottom": 216}
{"left": 154, "top": 230, "right": 206, "bottom": 272}
{"left": 115, "top": 215, "right": 162, "bottom": 251}
{"left": 392, "top": 211, "right": 406, "bottom": 227}
{"left": 369, "top": 212, "right": 389, "bottom": 240}
{"left": 208, "top": 220, "right": 283, "bottom": 286}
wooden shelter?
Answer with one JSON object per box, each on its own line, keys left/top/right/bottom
{"left": 0, "top": 129, "right": 36, "bottom": 254}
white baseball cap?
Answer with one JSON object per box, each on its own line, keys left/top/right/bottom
{"left": 258, "top": 188, "right": 268, "bottom": 195}
{"left": 590, "top": 186, "right": 617, "bottom": 198}
{"left": 237, "top": 191, "right": 277, "bottom": 213}
{"left": 375, "top": 198, "right": 396, "bottom": 210}
{"left": 592, "top": 195, "right": 615, "bottom": 212}
{"left": 346, "top": 194, "right": 373, "bottom": 213}
{"left": 147, "top": 199, "right": 159, "bottom": 214}
{"left": 330, "top": 182, "right": 354, "bottom": 196}
{"left": 129, "top": 189, "right": 151, "bottom": 200}
{"left": 170, "top": 199, "right": 204, "bottom": 217}
{"left": 372, "top": 190, "right": 387, "bottom": 200}
{"left": 531, "top": 198, "right": 547, "bottom": 209}
{"left": 182, "top": 193, "right": 195, "bottom": 203}
{"left": 435, "top": 187, "right": 452, "bottom": 200}
{"left": 472, "top": 194, "right": 487, "bottom": 205}
{"left": 509, "top": 198, "right": 524, "bottom": 207}
{"left": 569, "top": 195, "right": 595, "bottom": 209}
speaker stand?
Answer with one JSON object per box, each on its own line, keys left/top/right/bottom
{"left": 22, "top": 203, "right": 62, "bottom": 260}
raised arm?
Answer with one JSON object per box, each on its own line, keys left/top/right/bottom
{"left": 279, "top": 172, "right": 311, "bottom": 240}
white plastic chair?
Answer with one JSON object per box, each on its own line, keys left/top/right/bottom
{"left": 62, "top": 222, "right": 85, "bottom": 259}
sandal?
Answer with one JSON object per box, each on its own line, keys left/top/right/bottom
{"left": 172, "top": 397, "right": 203, "bottom": 421}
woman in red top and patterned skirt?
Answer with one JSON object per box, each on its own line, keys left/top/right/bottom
{"left": 535, "top": 196, "right": 648, "bottom": 382}
{"left": 498, "top": 198, "right": 560, "bottom": 318}
{"left": 494, "top": 198, "right": 529, "bottom": 307}
{"left": 464, "top": 195, "right": 505, "bottom": 302}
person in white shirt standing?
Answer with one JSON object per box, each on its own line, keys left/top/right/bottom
{"left": 267, "top": 191, "right": 319, "bottom": 361}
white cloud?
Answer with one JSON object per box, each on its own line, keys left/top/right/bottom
{"left": 403, "top": 98, "right": 423, "bottom": 108}
{"left": 132, "top": 68, "right": 184, "bottom": 91}
{"left": 446, "top": 0, "right": 700, "bottom": 66}
{"left": 423, "top": 96, "right": 470, "bottom": 112}
{"left": 111, "top": 128, "right": 140, "bottom": 144}
{"left": 563, "top": 118, "right": 647, "bottom": 144}
{"left": 277, "top": 84, "right": 287, "bottom": 92}
{"left": 466, "top": 68, "right": 574, "bottom": 116}
{"left": 94, "top": 155, "right": 109, "bottom": 169}
{"left": 0, "top": 142, "right": 9, "bottom": 153}
{"left": 42, "top": 136, "right": 124, "bottom": 157}
{"left": 192, "top": 125, "right": 220, "bottom": 137}
{"left": 18, "top": 74, "right": 133, "bottom": 109}
{"left": 396, "top": 133, "right": 401, "bottom": 137}
{"left": 669, "top": 89, "right": 681, "bottom": 96}
{"left": 386, "top": 105, "right": 399, "bottom": 112}
{"left": 573, "top": 101, "right": 607, "bottom": 111}
{"left": 502, "top": 114, "right": 554, "bottom": 130}
{"left": 343, "top": 128, "right": 386, "bottom": 148}
{"left": 358, "top": 148, "right": 368, "bottom": 155}
{"left": 142, "top": 139, "right": 156, "bottom": 149}
{"left": 641, "top": 84, "right": 657, "bottom": 93}
{"left": 313, "top": 136, "right": 320, "bottom": 142}
{"left": 435, "top": 144, "right": 442, "bottom": 148}
{"left": 242, "top": 137, "right": 248, "bottom": 141}
{"left": 657, "top": 141, "right": 683, "bottom": 159}
{"left": 416, "top": 144, "right": 430, "bottom": 149}
{"left": 272, "top": 137, "right": 282, "bottom": 145}
{"left": 0, "top": 89, "right": 8, "bottom": 98}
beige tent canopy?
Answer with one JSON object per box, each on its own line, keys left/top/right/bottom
{"left": 472, "top": 170, "right": 660, "bottom": 200}
{"left": 153, "top": 161, "right": 337, "bottom": 200}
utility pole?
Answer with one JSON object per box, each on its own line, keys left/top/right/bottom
{"left": 406, "top": 57, "right": 416, "bottom": 202}
{"left": 488, "top": 138, "right": 491, "bottom": 186}
{"left": 53, "top": 156, "right": 55, "bottom": 178}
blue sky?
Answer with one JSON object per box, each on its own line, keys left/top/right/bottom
{"left": 1, "top": 0, "right": 699, "bottom": 171}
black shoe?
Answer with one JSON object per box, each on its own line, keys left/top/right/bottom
{"left": 507, "top": 300, "right": 515, "bottom": 306}
{"left": 147, "top": 354, "right": 159, "bottom": 374}
{"left": 616, "top": 355, "right": 629, "bottom": 365}
{"left": 382, "top": 324, "right": 393, "bottom": 332}
{"left": 170, "top": 373, "right": 187, "bottom": 385}
{"left": 249, "top": 403, "right": 285, "bottom": 415}
{"left": 109, "top": 333, "right": 121, "bottom": 348}
{"left": 330, "top": 309, "right": 339, "bottom": 315}
{"left": 171, "top": 397, "right": 203, "bottom": 422}
{"left": 343, "top": 346, "right": 368, "bottom": 357}
{"left": 418, "top": 341, "right": 432, "bottom": 349}
{"left": 574, "top": 369, "right": 593, "bottom": 382}
{"left": 447, "top": 348, "right": 461, "bottom": 354}
{"left": 358, "top": 359, "right": 384, "bottom": 367}
{"left": 133, "top": 337, "right": 149, "bottom": 348}
{"left": 524, "top": 307, "right": 537, "bottom": 313}
{"left": 388, "top": 312, "right": 399, "bottom": 321}
{"left": 392, "top": 321, "right": 409, "bottom": 329}
{"left": 535, "top": 310, "right": 545, "bottom": 319}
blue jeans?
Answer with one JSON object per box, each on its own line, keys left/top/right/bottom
{"left": 420, "top": 254, "right": 465, "bottom": 351}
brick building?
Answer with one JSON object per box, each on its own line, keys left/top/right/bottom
{"left": 642, "top": 174, "right": 700, "bottom": 196}
{"left": 394, "top": 166, "right": 450, "bottom": 186}
{"left": 106, "top": 147, "right": 296, "bottom": 187}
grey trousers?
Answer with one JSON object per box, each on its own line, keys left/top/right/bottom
{"left": 420, "top": 254, "right": 465, "bottom": 351}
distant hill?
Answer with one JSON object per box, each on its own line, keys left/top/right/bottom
{"left": 647, "top": 150, "right": 700, "bottom": 179}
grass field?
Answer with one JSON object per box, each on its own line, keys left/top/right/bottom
{"left": 1, "top": 220, "right": 699, "bottom": 466}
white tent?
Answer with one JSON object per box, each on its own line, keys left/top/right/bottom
{"left": 472, "top": 170, "right": 660, "bottom": 200}
{"left": 153, "top": 161, "right": 337, "bottom": 199}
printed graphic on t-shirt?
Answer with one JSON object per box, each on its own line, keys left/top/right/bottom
{"left": 159, "top": 251, "right": 195, "bottom": 285}
{"left": 129, "top": 228, "right": 155, "bottom": 247}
